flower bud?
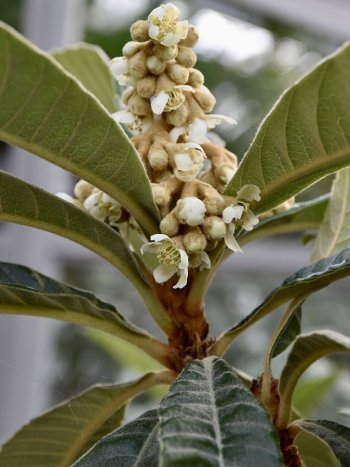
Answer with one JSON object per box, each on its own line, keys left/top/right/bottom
{"left": 166, "top": 101, "right": 189, "bottom": 126}
{"left": 189, "top": 253, "right": 203, "bottom": 268}
{"left": 167, "top": 63, "right": 189, "bottom": 84}
{"left": 154, "top": 44, "right": 178, "bottom": 61}
{"left": 74, "top": 180, "right": 94, "bottom": 200}
{"left": 148, "top": 144, "right": 169, "bottom": 171}
{"left": 176, "top": 46, "right": 197, "bottom": 68}
{"left": 188, "top": 69, "right": 204, "bottom": 88}
{"left": 176, "top": 197, "right": 206, "bottom": 226}
{"left": 215, "top": 163, "right": 236, "bottom": 184}
{"left": 153, "top": 169, "right": 172, "bottom": 183}
{"left": 128, "top": 50, "right": 148, "bottom": 79}
{"left": 203, "top": 216, "right": 226, "bottom": 240}
{"left": 136, "top": 75, "right": 157, "bottom": 98}
{"left": 151, "top": 183, "right": 169, "bottom": 207}
{"left": 121, "top": 87, "right": 134, "bottom": 106}
{"left": 195, "top": 87, "right": 216, "bottom": 113}
{"left": 203, "top": 194, "right": 225, "bottom": 216}
{"left": 122, "top": 41, "right": 142, "bottom": 58}
{"left": 146, "top": 55, "right": 166, "bottom": 75}
{"left": 160, "top": 212, "right": 180, "bottom": 237}
{"left": 180, "top": 25, "right": 199, "bottom": 48}
{"left": 128, "top": 93, "right": 151, "bottom": 116}
{"left": 184, "top": 229, "right": 207, "bottom": 253}
{"left": 130, "top": 20, "right": 149, "bottom": 42}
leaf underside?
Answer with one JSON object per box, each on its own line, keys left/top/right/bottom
{"left": 158, "top": 357, "right": 283, "bottom": 466}
{"left": 0, "top": 373, "right": 163, "bottom": 467}
{"left": 226, "top": 43, "right": 350, "bottom": 214}
{"left": 0, "top": 22, "right": 159, "bottom": 234}
{"left": 270, "top": 304, "right": 303, "bottom": 359}
{"left": 74, "top": 409, "right": 159, "bottom": 467}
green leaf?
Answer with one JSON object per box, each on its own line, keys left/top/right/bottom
{"left": 52, "top": 43, "right": 116, "bottom": 112}
{"left": 226, "top": 43, "right": 350, "bottom": 214}
{"left": 293, "top": 374, "right": 338, "bottom": 416}
{"left": 313, "top": 168, "right": 350, "bottom": 261}
{"left": 0, "top": 261, "right": 168, "bottom": 365}
{"left": 278, "top": 331, "right": 350, "bottom": 428}
{"left": 270, "top": 304, "right": 302, "bottom": 359}
{"left": 0, "top": 22, "right": 159, "bottom": 234}
{"left": 0, "top": 372, "right": 170, "bottom": 467}
{"left": 158, "top": 357, "right": 283, "bottom": 467}
{"left": 0, "top": 171, "right": 172, "bottom": 334}
{"left": 295, "top": 430, "right": 340, "bottom": 467}
{"left": 74, "top": 409, "right": 159, "bottom": 467}
{"left": 298, "top": 419, "right": 350, "bottom": 466}
{"left": 240, "top": 195, "right": 329, "bottom": 246}
{"left": 210, "top": 249, "right": 350, "bottom": 357}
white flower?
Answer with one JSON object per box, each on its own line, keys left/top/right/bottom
{"left": 169, "top": 115, "right": 236, "bottom": 144}
{"left": 141, "top": 234, "right": 189, "bottom": 288}
{"left": 173, "top": 142, "right": 205, "bottom": 181}
{"left": 222, "top": 204, "right": 244, "bottom": 224}
{"left": 177, "top": 197, "right": 206, "bottom": 226}
{"left": 151, "top": 85, "right": 193, "bottom": 115}
{"left": 83, "top": 190, "right": 122, "bottom": 225}
{"left": 112, "top": 110, "right": 152, "bottom": 135}
{"left": 236, "top": 184, "right": 261, "bottom": 202}
{"left": 224, "top": 223, "right": 242, "bottom": 253}
{"left": 110, "top": 57, "right": 129, "bottom": 85}
{"left": 148, "top": 3, "right": 188, "bottom": 46}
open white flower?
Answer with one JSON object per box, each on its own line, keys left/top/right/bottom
{"left": 83, "top": 190, "right": 122, "bottom": 225}
{"left": 173, "top": 142, "right": 205, "bottom": 181}
{"left": 148, "top": 3, "right": 188, "bottom": 46}
{"left": 151, "top": 85, "right": 193, "bottom": 115}
{"left": 110, "top": 57, "right": 130, "bottom": 85}
{"left": 141, "top": 234, "right": 189, "bottom": 288}
{"left": 236, "top": 184, "right": 261, "bottom": 202}
{"left": 169, "top": 115, "right": 236, "bottom": 144}
{"left": 112, "top": 110, "right": 151, "bottom": 135}
{"left": 177, "top": 197, "right": 206, "bottom": 226}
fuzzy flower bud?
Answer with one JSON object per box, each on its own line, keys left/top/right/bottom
{"left": 146, "top": 55, "right": 166, "bottom": 75}
{"left": 128, "top": 51, "right": 148, "bottom": 79}
{"left": 128, "top": 93, "right": 152, "bottom": 116}
{"left": 154, "top": 43, "right": 178, "bottom": 61}
{"left": 74, "top": 180, "right": 94, "bottom": 201}
{"left": 176, "top": 46, "right": 197, "bottom": 68}
{"left": 203, "top": 194, "right": 225, "bottom": 216}
{"left": 148, "top": 144, "right": 169, "bottom": 171}
{"left": 180, "top": 24, "right": 199, "bottom": 47}
{"left": 195, "top": 86, "right": 216, "bottom": 113}
{"left": 168, "top": 63, "right": 189, "bottom": 84}
{"left": 160, "top": 211, "right": 179, "bottom": 236}
{"left": 166, "top": 102, "right": 189, "bottom": 126}
{"left": 203, "top": 216, "right": 226, "bottom": 240}
{"left": 148, "top": 3, "right": 188, "bottom": 47}
{"left": 184, "top": 228, "right": 207, "bottom": 253}
{"left": 188, "top": 69, "right": 204, "bottom": 88}
{"left": 152, "top": 183, "right": 170, "bottom": 207}
{"left": 177, "top": 197, "right": 206, "bottom": 226}
{"left": 136, "top": 76, "right": 157, "bottom": 98}
{"left": 122, "top": 41, "right": 142, "bottom": 58}
{"left": 130, "top": 19, "right": 150, "bottom": 42}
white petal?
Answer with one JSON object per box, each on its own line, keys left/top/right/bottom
{"left": 153, "top": 264, "right": 177, "bottom": 284}
{"left": 200, "top": 251, "right": 211, "bottom": 271}
{"left": 188, "top": 119, "right": 207, "bottom": 143}
{"left": 206, "top": 131, "right": 226, "bottom": 147}
{"left": 225, "top": 228, "right": 242, "bottom": 253}
{"left": 243, "top": 210, "right": 259, "bottom": 231}
{"left": 174, "top": 153, "right": 194, "bottom": 171}
{"left": 206, "top": 114, "right": 236, "bottom": 129}
{"left": 222, "top": 205, "right": 244, "bottom": 224}
{"left": 112, "top": 111, "right": 135, "bottom": 124}
{"left": 150, "top": 233, "right": 170, "bottom": 243}
{"left": 162, "top": 32, "right": 179, "bottom": 47}
{"left": 173, "top": 268, "right": 188, "bottom": 289}
{"left": 178, "top": 249, "right": 189, "bottom": 269}
{"left": 148, "top": 23, "right": 159, "bottom": 40}
{"left": 169, "top": 126, "right": 186, "bottom": 143}
{"left": 176, "top": 20, "right": 189, "bottom": 39}
{"left": 149, "top": 6, "right": 165, "bottom": 20}
{"left": 110, "top": 57, "right": 128, "bottom": 77}
{"left": 164, "top": 3, "right": 180, "bottom": 19}
{"left": 178, "top": 197, "right": 206, "bottom": 226}
{"left": 83, "top": 192, "right": 100, "bottom": 210}
{"left": 151, "top": 91, "right": 169, "bottom": 115}
{"left": 237, "top": 184, "right": 261, "bottom": 202}
{"left": 184, "top": 142, "right": 205, "bottom": 153}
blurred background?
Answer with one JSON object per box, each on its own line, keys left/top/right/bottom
{"left": 0, "top": 0, "right": 350, "bottom": 447}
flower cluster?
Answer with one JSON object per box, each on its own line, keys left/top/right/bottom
{"left": 59, "top": 3, "right": 273, "bottom": 289}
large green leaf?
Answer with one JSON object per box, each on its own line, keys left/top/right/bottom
{"left": 210, "top": 249, "right": 350, "bottom": 356}
{"left": 226, "top": 43, "right": 350, "bottom": 214}
{"left": 74, "top": 409, "right": 159, "bottom": 467}
{"left": 313, "top": 168, "right": 350, "bottom": 261}
{"left": 52, "top": 43, "right": 116, "bottom": 112}
{"left": 0, "top": 261, "right": 168, "bottom": 365}
{"left": 240, "top": 195, "right": 329, "bottom": 246}
{"left": 158, "top": 357, "right": 283, "bottom": 466}
{"left": 298, "top": 420, "right": 350, "bottom": 466}
{"left": 295, "top": 430, "right": 340, "bottom": 467}
{"left": 0, "top": 372, "right": 171, "bottom": 467}
{"left": 0, "top": 171, "right": 172, "bottom": 334}
{"left": 278, "top": 331, "right": 350, "bottom": 428}
{"left": 0, "top": 22, "right": 159, "bottom": 234}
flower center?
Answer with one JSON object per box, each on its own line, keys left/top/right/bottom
{"left": 157, "top": 240, "right": 181, "bottom": 265}
{"left": 165, "top": 89, "right": 185, "bottom": 111}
